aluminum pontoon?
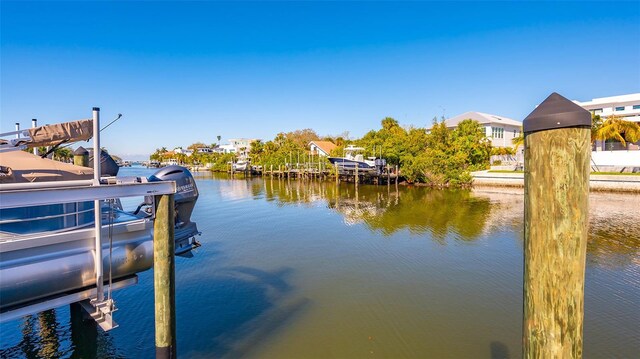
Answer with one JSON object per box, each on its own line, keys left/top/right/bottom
{"left": 0, "top": 108, "right": 200, "bottom": 330}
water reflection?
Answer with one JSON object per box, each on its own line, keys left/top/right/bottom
{"left": 259, "top": 177, "right": 493, "bottom": 240}
{"left": 248, "top": 176, "right": 640, "bottom": 264}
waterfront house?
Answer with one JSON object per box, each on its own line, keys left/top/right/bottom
{"left": 573, "top": 93, "right": 640, "bottom": 151}
{"left": 438, "top": 111, "right": 522, "bottom": 149}
{"left": 309, "top": 140, "right": 337, "bottom": 157}
{"left": 174, "top": 147, "right": 193, "bottom": 156}
{"left": 228, "top": 138, "right": 261, "bottom": 158}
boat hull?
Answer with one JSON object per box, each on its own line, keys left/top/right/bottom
{"left": 327, "top": 157, "right": 374, "bottom": 169}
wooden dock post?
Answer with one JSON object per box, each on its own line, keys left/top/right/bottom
{"left": 154, "top": 194, "right": 176, "bottom": 359}
{"left": 335, "top": 162, "right": 339, "bottom": 185}
{"left": 522, "top": 93, "right": 591, "bottom": 359}
{"left": 355, "top": 163, "right": 359, "bottom": 185}
{"left": 395, "top": 165, "right": 398, "bottom": 186}
{"left": 73, "top": 146, "right": 89, "bottom": 167}
{"left": 387, "top": 165, "right": 390, "bottom": 188}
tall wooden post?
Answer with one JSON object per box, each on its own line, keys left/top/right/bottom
{"left": 154, "top": 194, "right": 176, "bottom": 359}
{"left": 522, "top": 92, "right": 591, "bottom": 359}
{"left": 395, "top": 165, "right": 398, "bottom": 186}
{"left": 387, "top": 165, "right": 390, "bottom": 188}
{"left": 335, "top": 162, "right": 339, "bottom": 185}
{"left": 355, "top": 163, "right": 359, "bottom": 185}
{"left": 74, "top": 146, "right": 89, "bottom": 167}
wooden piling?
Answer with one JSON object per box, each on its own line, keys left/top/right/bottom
{"left": 73, "top": 146, "right": 89, "bottom": 167}
{"left": 154, "top": 194, "right": 176, "bottom": 359}
{"left": 355, "top": 163, "right": 359, "bottom": 185}
{"left": 395, "top": 165, "right": 398, "bottom": 186}
{"left": 335, "top": 162, "right": 339, "bottom": 185}
{"left": 387, "top": 165, "right": 390, "bottom": 188}
{"left": 522, "top": 93, "right": 591, "bottom": 359}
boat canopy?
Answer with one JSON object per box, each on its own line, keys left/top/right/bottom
{"left": 0, "top": 150, "right": 93, "bottom": 183}
{"left": 26, "top": 119, "right": 93, "bottom": 148}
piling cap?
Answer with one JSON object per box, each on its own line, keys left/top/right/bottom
{"left": 523, "top": 92, "right": 591, "bottom": 134}
{"left": 73, "top": 146, "right": 89, "bottom": 155}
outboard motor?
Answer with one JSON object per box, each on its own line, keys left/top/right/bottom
{"left": 374, "top": 158, "right": 387, "bottom": 175}
{"left": 149, "top": 166, "right": 200, "bottom": 255}
{"left": 89, "top": 150, "right": 120, "bottom": 177}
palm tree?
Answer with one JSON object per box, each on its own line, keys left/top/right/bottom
{"left": 512, "top": 126, "right": 524, "bottom": 151}
{"left": 217, "top": 135, "right": 221, "bottom": 146}
{"left": 595, "top": 115, "right": 640, "bottom": 149}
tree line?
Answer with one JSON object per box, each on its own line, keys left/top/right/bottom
{"left": 150, "top": 114, "right": 640, "bottom": 187}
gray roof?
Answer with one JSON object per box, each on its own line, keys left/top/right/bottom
{"left": 442, "top": 111, "right": 522, "bottom": 128}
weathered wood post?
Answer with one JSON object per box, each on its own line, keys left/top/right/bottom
{"left": 522, "top": 92, "right": 591, "bottom": 359}
{"left": 355, "top": 163, "right": 359, "bottom": 185}
{"left": 154, "top": 194, "right": 176, "bottom": 359}
{"left": 387, "top": 165, "right": 390, "bottom": 188}
{"left": 395, "top": 165, "right": 398, "bottom": 186}
{"left": 74, "top": 146, "right": 89, "bottom": 167}
{"left": 335, "top": 162, "right": 339, "bottom": 185}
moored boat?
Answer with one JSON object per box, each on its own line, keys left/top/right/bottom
{"left": 0, "top": 115, "right": 201, "bottom": 314}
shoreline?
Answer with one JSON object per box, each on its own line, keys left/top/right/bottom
{"left": 471, "top": 171, "right": 640, "bottom": 193}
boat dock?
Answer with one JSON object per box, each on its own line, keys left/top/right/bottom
{"left": 1, "top": 108, "right": 183, "bottom": 357}
{"left": 229, "top": 162, "right": 400, "bottom": 185}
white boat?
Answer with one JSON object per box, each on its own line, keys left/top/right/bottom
{"left": 0, "top": 110, "right": 200, "bottom": 326}
{"left": 328, "top": 145, "right": 386, "bottom": 171}
{"left": 232, "top": 159, "right": 250, "bottom": 172}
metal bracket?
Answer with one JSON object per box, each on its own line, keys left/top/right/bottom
{"left": 79, "top": 297, "right": 119, "bottom": 332}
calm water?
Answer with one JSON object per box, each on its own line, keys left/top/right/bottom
{"left": 1, "top": 168, "right": 639, "bottom": 358}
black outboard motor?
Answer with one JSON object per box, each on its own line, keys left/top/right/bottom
{"left": 149, "top": 166, "right": 200, "bottom": 255}
{"left": 88, "top": 150, "right": 120, "bottom": 177}
{"left": 374, "top": 158, "right": 387, "bottom": 175}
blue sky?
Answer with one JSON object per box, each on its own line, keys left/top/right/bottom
{"left": 2, "top": 1, "right": 639, "bottom": 160}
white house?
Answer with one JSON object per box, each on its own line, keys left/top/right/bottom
{"left": 228, "top": 138, "right": 260, "bottom": 158}
{"left": 573, "top": 93, "right": 640, "bottom": 151}
{"left": 173, "top": 148, "right": 193, "bottom": 156}
{"left": 438, "top": 111, "right": 522, "bottom": 148}
{"left": 573, "top": 93, "right": 640, "bottom": 123}
{"left": 218, "top": 144, "right": 236, "bottom": 154}
{"left": 309, "top": 141, "right": 337, "bottom": 157}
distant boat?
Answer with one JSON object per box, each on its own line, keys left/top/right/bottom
{"left": 328, "top": 145, "right": 385, "bottom": 170}
{"left": 232, "top": 159, "right": 250, "bottom": 172}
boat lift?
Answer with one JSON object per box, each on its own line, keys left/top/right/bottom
{"left": 0, "top": 108, "right": 177, "bottom": 331}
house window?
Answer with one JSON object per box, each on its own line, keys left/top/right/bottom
{"left": 615, "top": 106, "right": 625, "bottom": 111}
{"left": 592, "top": 108, "right": 603, "bottom": 115}
{"left": 492, "top": 127, "right": 504, "bottom": 139}
{"left": 633, "top": 105, "right": 640, "bottom": 110}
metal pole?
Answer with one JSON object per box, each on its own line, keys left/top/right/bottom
{"left": 32, "top": 119, "right": 38, "bottom": 155}
{"left": 92, "top": 107, "right": 104, "bottom": 302}
{"left": 154, "top": 194, "right": 176, "bottom": 359}
{"left": 522, "top": 93, "right": 591, "bottom": 358}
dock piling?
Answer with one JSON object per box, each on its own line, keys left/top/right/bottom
{"left": 154, "top": 194, "right": 177, "bottom": 359}
{"left": 522, "top": 93, "right": 591, "bottom": 359}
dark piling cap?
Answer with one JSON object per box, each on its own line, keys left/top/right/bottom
{"left": 74, "top": 146, "right": 89, "bottom": 155}
{"left": 93, "top": 107, "right": 100, "bottom": 111}
{"left": 523, "top": 92, "right": 591, "bottom": 134}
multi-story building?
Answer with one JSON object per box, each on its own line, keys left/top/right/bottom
{"left": 573, "top": 93, "right": 640, "bottom": 123}
{"left": 573, "top": 93, "right": 640, "bottom": 151}
{"left": 439, "top": 111, "right": 522, "bottom": 149}
{"left": 228, "top": 138, "right": 261, "bottom": 158}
